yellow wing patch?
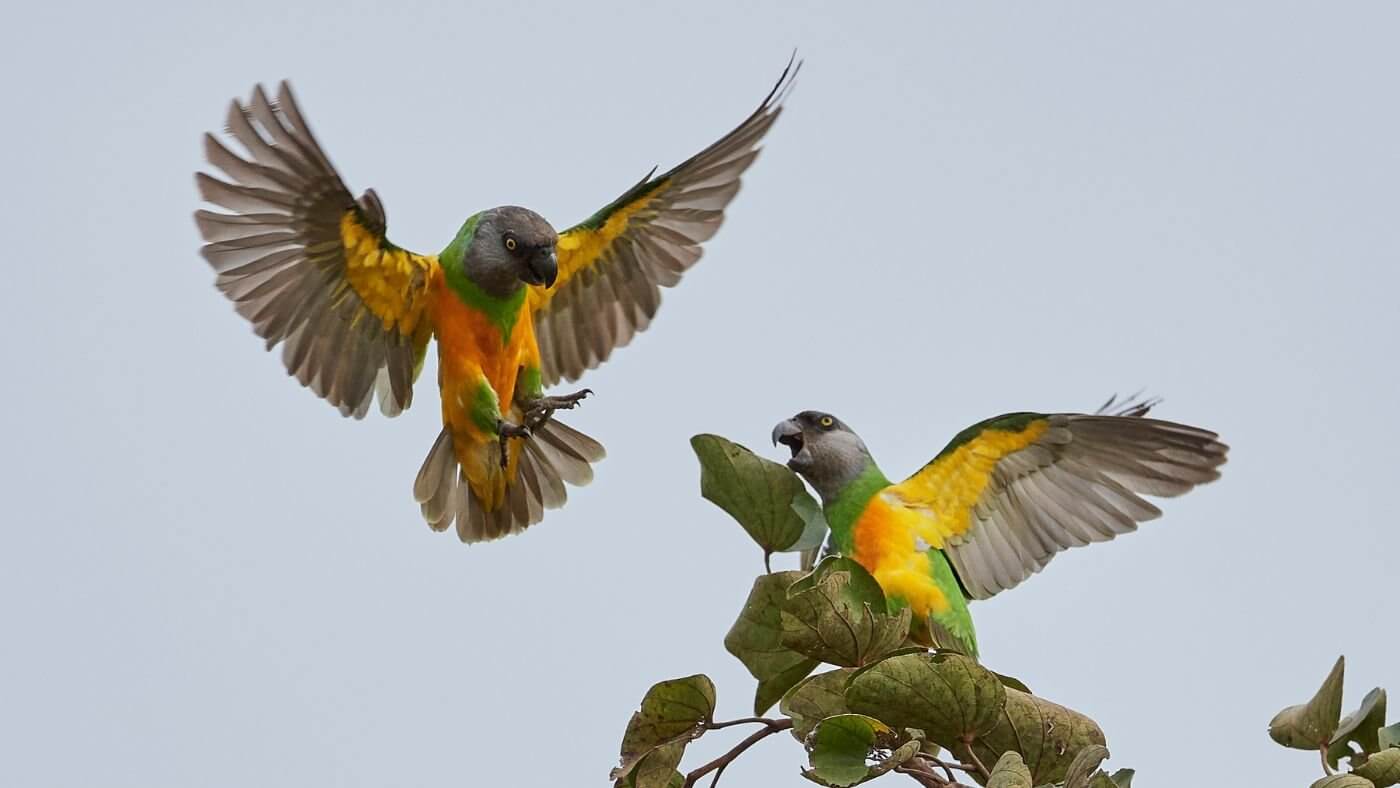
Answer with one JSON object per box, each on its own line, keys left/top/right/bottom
{"left": 888, "top": 419, "right": 1050, "bottom": 547}
{"left": 527, "top": 185, "right": 663, "bottom": 313}
{"left": 340, "top": 212, "right": 437, "bottom": 335}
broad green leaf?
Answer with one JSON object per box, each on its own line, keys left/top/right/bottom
{"left": 802, "top": 716, "right": 923, "bottom": 787}
{"left": 787, "top": 490, "right": 831, "bottom": 556}
{"left": 613, "top": 675, "right": 716, "bottom": 782}
{"left": 960, "top": 687, "right": 1107, "bottom": 787}
{"left": 617, "top": 773, "right": 683, "bottom": 788}
{"left": 1270, "top": 656, "right": 1346, "bottom": 751}
{"left": 724, "top": 572, "right": 819, "bottom": 715}
{"left": 1330, "top": 688, "right": 1388, "bottom": 768}
{"left": 1062, "top": 745, "right": 1110, "bottom": 788}
{"left": 986, "top": 751, "right": 1032, "bottom": 788}
{"left": 691, "top": 434, "right": 810, "bottom": 558}
{"left": 1355, "top": 749, "right": 1400, "bottom": 788}
{"left": 1311, "top": 775, "right": 1375, "bottom": 788}
{"left": 787, "top": 557, "right": 886, "bottom": 603}
{"left": 1108, "top": 768, "right": 1136, "bottom": 787}
{"left": 781, "top": 558, "right": 910, "bottom": 667}
{"left": 782, "top": 669, "right": 854, "bottom": 741}
{"left": 616, "top": 743, "right": 685, "bottom": 788}
{"left": 993, "top": 671, "right": 1033, "bottom": 695}
{"left": 1381, "top": 723, "right": 1400, "bottom": 750}
{"left": 845, "top": 652, "right": 1006, "bottom": 750}
{"left": 804, "top": 714, "right": 893, "bottom": 787}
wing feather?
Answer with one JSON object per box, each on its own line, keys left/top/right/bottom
{"left": 194, "top": 82, "right": 436, "bottom": 418}
{"left": 892, "top": 405, "right": 1227, "bottom": 600}
{"left": 529, "top": 57, "right": 799, "bottom": 385}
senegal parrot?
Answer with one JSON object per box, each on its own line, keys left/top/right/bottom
{"left": 194, "top": 59, "right": 797, "bottom": 543}
{"left": 771, "top": 397, "right": 1227, "bottom": 657}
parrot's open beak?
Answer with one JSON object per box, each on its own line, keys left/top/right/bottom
{"left": 771, "top": 418, "right": 807, "bottom": 470}
{"left": 525, "top": 248, "right": 558, "bottom": 288}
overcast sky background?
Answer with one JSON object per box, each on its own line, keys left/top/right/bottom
{"left": 3, "top": 2, "right": 1397, "bottom": 786}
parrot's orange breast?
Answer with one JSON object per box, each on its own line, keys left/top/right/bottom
{"left": 427, "top": 270, "right": 537, "bottom": 413}
{"left": 851, "top": 494, "right": 952, "bottom": 618}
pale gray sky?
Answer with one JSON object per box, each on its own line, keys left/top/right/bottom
{"left": 4, "top": 2, "right": 1398, "bottom": 786}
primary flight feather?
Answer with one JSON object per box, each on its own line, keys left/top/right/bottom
{"left": 772, "top": 397, "right": 1226, "bottom": 657}
{"left": 195, "top": 58, "right": 798, "bottom": 543}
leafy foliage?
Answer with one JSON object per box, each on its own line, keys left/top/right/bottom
{"left": 726, "top": 572, "right": 820, "bottom": 715}
{"left": 1268, "top": 657, "right": 1400, "bottom": 786}
{"left": 1271, "top": 656, "right": 1347, "bottom": 751}
{"left": 780, "top": 557, "right": 911, "bottom": 668}
{"left": 691, "top": 434, "right": 828, "bottom": 569}
{"left": 617, "top": 434, "right": 1393, "bottom": 787}
{"left": 612, "top": 675, "right": 716, "bottom": 784}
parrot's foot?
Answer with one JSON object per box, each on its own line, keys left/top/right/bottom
{"left": 522, "top": 388, "right": 593, "bottom": 430}
{"left": 496, "top": 419, "right": 531, "bottom": 468}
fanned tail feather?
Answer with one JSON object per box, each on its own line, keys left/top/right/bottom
{"left": 412, "top": 419, "right": 605, "bottom": 543}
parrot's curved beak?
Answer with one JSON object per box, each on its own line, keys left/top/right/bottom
{"left": 525, "top": 248, "right": 558, "bottom": 288}
{"left": 771, "top": 418, "right": 808, "bottom": 470}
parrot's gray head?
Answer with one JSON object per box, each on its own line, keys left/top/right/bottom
{"left": 465, "top": 206, "right": 559, "bottom": 296}
{"left": 772, "top": 411, "right": 873, "bottom": 501}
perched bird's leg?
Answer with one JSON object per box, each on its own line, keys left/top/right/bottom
{"left": 521, "top": 388, "right": 593, "bottom": 431}
{"left": 497, "top": 419, "right": 531, "bottom": 468}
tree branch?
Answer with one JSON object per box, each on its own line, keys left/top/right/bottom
{"left": 682, "top": 718, "right": 793, "bottom": 788}
{"left": 960, "top": 743, "right": 991, "bottom": 781}
{"left": 705, "top": 716, "right": 782, "bottom": 731}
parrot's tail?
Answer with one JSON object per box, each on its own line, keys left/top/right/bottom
{"left": 412, "top": 419, "right": 605, "bottom": 543}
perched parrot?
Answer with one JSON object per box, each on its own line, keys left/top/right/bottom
{"left": 195, "top": 59, "right": 797, "bottom": 543}
{"left": 771, "top": 398, "right": 1227, "bottom": 657}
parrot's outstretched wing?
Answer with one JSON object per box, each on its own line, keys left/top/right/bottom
{"left": 528, "top": 57, "right": 799, "bottom": 386}
{"left": 195, "top": 82, "right": 437, "bottom": 419}
{"left": 887, "top": 407, "right": 1228, "bottom": 600}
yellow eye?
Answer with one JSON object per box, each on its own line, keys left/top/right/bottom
{"left": 819, "top": 416, "right": 834, "bottom": 428}
{"left": 504, "top": 236, "right": 518, "bottom": 251}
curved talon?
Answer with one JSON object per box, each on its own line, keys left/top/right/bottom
{"left": 521, "top": 387, "right": 594, "bottom": 431}
{"left": 497, "top": 420, "right": 531, "bottom": 468}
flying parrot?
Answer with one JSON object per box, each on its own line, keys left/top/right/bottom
{"left": 771, "top": 398, "right": 1227, "bottom": 657}
{"left": 194, "top": 59, "right": 797, "bottom": 543}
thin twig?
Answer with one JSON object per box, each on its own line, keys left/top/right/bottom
{"left": 681, "top": 718, "right": 793, "bottom": 788}
{"left": 961, "top": 743, "right": 990, "bottom": 780}
{"left": 925, "top": 755, "right": 980, "bottom": 778}
{"left": 706, "top": 716, "right": 781, "bottom": 731}
{"left": 894, "top": 763, "right": 946, "bottom": 787}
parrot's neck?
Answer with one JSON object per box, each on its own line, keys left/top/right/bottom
{"left": 440, "top": 213, "right": 528, "bottom": 339}
{"left": 819, "top": 461, "right": 891, "bottom": 553}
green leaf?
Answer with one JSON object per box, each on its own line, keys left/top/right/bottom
{"left": 985, "top": 752, "right": 1032, "bottom": 788}
{"left": 781, "top": 558, "right": 911, "bottom": 667}
{"left": 1355, "top": 749, "right": 1400, "bottom": 788}
{"left": 615, "top": 743, "right": 685, "bottom": 788}
{"left": 1107, "top": 768, "right": 1136, "bottom": 787}
{"left": 1330, "top": 688, "right": 1388, "bottom": 768}
{"left": 788, "top": 490, "right": 831, "bottom": 556}
{"left": 612, "top": 675, "right": 716, "bottom": 782}
{"left": 724, "top": 572, "right": 820, "bottom": 715}
{"left": 804, "top": 714, "right": 893, "bottom": 787}
{"left": 802, "top": 716, "right": 923, "bottom": 787}
{"left": 691, "top": 434, "right": 811, "bottom": 559}
{"left": 1270, "top": 656, "right": 1347, "bottom": 751}
{"left": 960, "top": 687, "right": 1107, "bottom": 787}
{"left": 1062, "top": 745, "right": 1110, "bottom": 788}
{"left": 1381, "top": 723, "right": 1400, "bottom": 750}
{"left": 993, "top": 671, "right": 1033, "bottom": 695}
{"left": 782, "top": 668, "right": 855, "bottom": 741}
{"left": 1311, "top": 775, "right": 1375, "bottom": 788}
{"left": 845, "top": 652, "right": 1006, "bottom": 750}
